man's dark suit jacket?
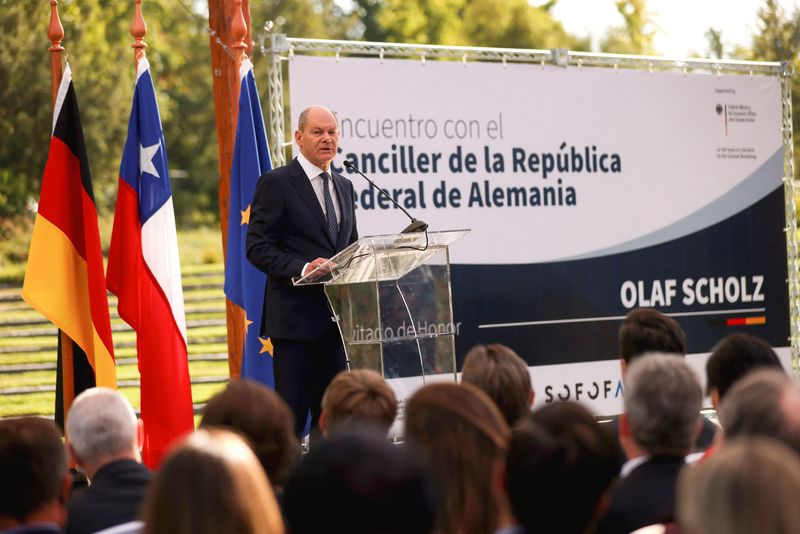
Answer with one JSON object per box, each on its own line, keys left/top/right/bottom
{"left": 595, "top": 455, "right": 686, "bottom": 534}
{"left": 604, "top": 416, "right": 717, "bottom": 468}
{"left": 65, "top": 459, "right": 151, "bottom": 534}
{"left": 246, "top": 158, "right": 358, "bottom": 340}
{"left": 1, "top": 525, "right": 63, "bottom": 534}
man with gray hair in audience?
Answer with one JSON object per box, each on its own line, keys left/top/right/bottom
{"left": 719, "top": 368, "right": 800, "bottom": 454}
{"left": 596, "top": 354, "right": 703, "bottom": 534}
{"left": 65, "top": 387, "right": 151, "bottom": 534}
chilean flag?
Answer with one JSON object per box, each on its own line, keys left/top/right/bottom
{"left": 224, "top": 58, "right": 274, "bottom": 386}
{"left": 107, "top": 58, "right": 193, "bottom": 467}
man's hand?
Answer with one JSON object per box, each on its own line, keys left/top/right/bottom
{"left": 303, "top": 257, "right": 336, "bottom": 279}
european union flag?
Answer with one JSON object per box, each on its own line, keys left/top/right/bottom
{"left": 224, "top": 58, "right": 274, "bottom": 386}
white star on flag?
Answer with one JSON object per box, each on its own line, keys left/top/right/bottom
{"left": 139, "top": 142, "right": 161, "bottom": 179}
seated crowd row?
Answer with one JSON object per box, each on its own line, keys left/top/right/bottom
{"left": 2, "top": 308, "right": 800, "bottom": 534}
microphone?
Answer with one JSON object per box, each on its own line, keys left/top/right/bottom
{"left": 343, "top": 160, "right": 429, "bottom": 233}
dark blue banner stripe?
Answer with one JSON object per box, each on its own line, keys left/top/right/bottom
{"left": 452, "top": 186, "right": 790, "bottom": 367}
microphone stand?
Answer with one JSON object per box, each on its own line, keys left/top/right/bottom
{"left": 343, "top": 160, "right": 429, "bottom": 233}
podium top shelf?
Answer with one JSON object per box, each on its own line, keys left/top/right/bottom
{"left": 293, "top": 229, "right": 470, "bottom": 286}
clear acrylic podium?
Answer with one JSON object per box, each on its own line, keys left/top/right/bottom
{"left": 294, "top": 229, "right": 469, "bottom": 383}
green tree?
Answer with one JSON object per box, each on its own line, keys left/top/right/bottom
{"left": 0, "top": 1, "right": 78, "bottom": 220}
{"left": 705, "top": 28, "right": 724, "bottom": 59}
{"left": 251, "top": 0, "right": 356, "bottom": 42}
{"left": 600, "top": 0, "right": 656, "bottom": 55}
{"left": 748, "top": 0, "right": 800, "bottom": 196}
{"left": 461, "top": 0, "right": 589, "bottom": 50}
{"left": 137, "top": 1, "right": 219, "bottom": 226}
{"left": 348, "top": 0, "right": 588, "bottom": 50}
{"left": 751, "top": 0, "right": 800, "bottom": 61}
{"left": 0, "top": 0, "right": 221, "bottom": 234}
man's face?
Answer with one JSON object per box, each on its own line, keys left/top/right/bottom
{"left": 295, "top": 108, "right": 339, "bottom": 170}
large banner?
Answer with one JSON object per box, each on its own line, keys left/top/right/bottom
{"left": 288, "top": 55, "right": 789, "bottom": 415}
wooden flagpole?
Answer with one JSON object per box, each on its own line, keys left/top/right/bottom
{"left": 131, "top": 0, "right": 147, "bottom": 69}
{"left": 208, "top": 0, "right": 252, "bottom": 379}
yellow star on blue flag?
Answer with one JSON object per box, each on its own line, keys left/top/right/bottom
{"left": 223, "top": 59, "right": 274, "bottom": 388}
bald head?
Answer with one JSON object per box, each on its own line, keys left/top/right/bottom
{"left": 298, "top": 106, "right": 337, "bottom": 131}
{"left": 295, "top": 106, "right": 339, "bottom": 170}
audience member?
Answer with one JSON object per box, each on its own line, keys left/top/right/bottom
{"left": 609, "top": 308, "right": 715, "bottom": 455}
{"left": 200, "top": 379, "right": 300, "bottom": 492}
{"left": 596, "top": 354, "right": 702, "bottom": 534}
{"left": 461, "top": 343, "right": 533, "bottom": 427}
{"left": 677, "top": 437, "right": 800, "bottom": 534}
{"left": 404, "top": 382, "right": 512, "bottom": 534}
{"left": 0, "top": 417, "right": 71, "bottom": 533}
{"left": 705, "top": 333, "right": 783, "bottom": 409}
{"left": 718, "top": 368, "right": 800, "bottom": 453}
{"left": 64, "top": 388, "right": 150, "bottom": 534}
{"left": 506, "top": 402, "right": 619, "bottom": 534}
{"left": 618, "top": 308, "right": 686, "bottom": 373}
{"left": 141, "top": 428, "right": 283, "bottom": 534}
{"left": 319, "top": 369, "right": 397, "bottom": 436}
{"left": 283, "top": 427, "right": 437, "bottom": 534}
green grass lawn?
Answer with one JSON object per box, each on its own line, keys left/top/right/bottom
{"left": 0, "top": 381, "right": 230, "bottom": 419}
{"left": 0, "top": 225, "right": 236, "bottom": 420}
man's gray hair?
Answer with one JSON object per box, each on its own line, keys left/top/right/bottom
{"left": 720, "top": 369, "right": 800, "bottom": 453}
{"left": 624, "top": 353, "right": 702, "bottom": 454}
{"left": 66, "top": 387, "right": 138, "bottom": 464}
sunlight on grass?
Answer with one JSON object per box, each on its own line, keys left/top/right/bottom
{"left": 0, "top": 227, "right": 235, "bottom": 419}
{"left": 1, "top": 381, "right": 230, "bottom": 419}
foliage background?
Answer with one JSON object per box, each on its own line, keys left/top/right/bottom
{"left": 1, "top": 0, "right": 798, "bottom": 267}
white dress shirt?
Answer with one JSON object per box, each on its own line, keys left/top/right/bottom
{"left": 296, "top": 153, "right": 342, "bottom": 277}
{"left": 296, "top": 152, "right": 341, "bottom": 225}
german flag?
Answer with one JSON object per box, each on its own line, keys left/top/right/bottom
{"left": 22, "top": 64, "right": 116, "bottom": 430}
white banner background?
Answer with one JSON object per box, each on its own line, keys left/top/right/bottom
{"left": 288, "top": 55, "right": 786, "bottom": 415}
{"left": 290, "top": 56, "right": 782, "bottom": 265}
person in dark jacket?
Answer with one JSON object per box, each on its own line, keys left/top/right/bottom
{"left": 596, "top": 355, "right": 703, "bottom": 534}
{"left": 246, "top": 105, "right": 358, "bottom": 444}
{"left": 0, "top": 417, "right": 71, "bottom": 533}
{"left": 65, "top": 388, "right": 151, "bottom": 534}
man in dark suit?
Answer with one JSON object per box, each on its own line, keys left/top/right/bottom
{"left": 65, "top": 388, "right": 151, "bottom": 534}
{"left": 0, "top": 417, "right": 71, "bottom": 533}
{"left": 595, "top": 354, "right": 702, "bottom": 534}
{"left": 247, "top": 105, "right": 358, "bottom": 442}
{"left": 605, "top": 308, "right": 717, "bottom": 462}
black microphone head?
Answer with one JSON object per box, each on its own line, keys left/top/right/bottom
{"left": 343, "top": 160, "right": 354, "bottom": 169}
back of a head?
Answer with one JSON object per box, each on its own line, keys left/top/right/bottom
{"left": 321, "top": 369, "right": 398, "bottom": 435}
{"left": 66, "top": 387, "right": 138, "bottom": 468}
{"left": 624, "top": 354, "right": 702, "bottom": 455}
{"left": 461, "top": 343, "right": 532, "bottom": 426}
{"left": 283, "top": 427, "right": 437, "bottom": 534}
{"left": 200, "top": 379, "right": 299, "bottom": 488}
{"left": 506, "top": 402, "right": 619, "bottom": 534}
{"left": 706, "top": 333, "right": 783, "bottom": 399}
{"left": 0, "top": 417, "right": 68, "bottom": 525}
{"left": 719, "top": 368, "right": 800, "bottom": 453}
{"left": 619, "top": 308, "right": 686, "bottom": 363}
{"left": 141, "top": 428, "right": 284, "bottom": 534}
{"left": 405, "top": 382, "right": 510, "bottom": 534}
{"left": 678, "top": 437, "right": 800, "bottom": 534}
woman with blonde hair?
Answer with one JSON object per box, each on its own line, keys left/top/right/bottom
{"left": 141, "top": 428, "right": 284, "bottom": 534}
{"left": 677, "top": 437, "right": 800, "bottom": 534}
{"left": 404, "top": 382, "right": 512, "bottom": 534}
